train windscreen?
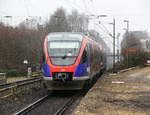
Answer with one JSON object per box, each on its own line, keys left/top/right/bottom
{"left": 48, "top": 41, "right": 81, "bottom": 65}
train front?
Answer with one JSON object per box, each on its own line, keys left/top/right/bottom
{"left": 42, "top": 33, "right": 89, "bottom": 90}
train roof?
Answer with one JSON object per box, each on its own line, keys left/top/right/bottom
{"left": 47, "top": 32, "right": 85, "bottom": 42}
{"left": 47, "top": 32, "right": 103, "bottom": 49}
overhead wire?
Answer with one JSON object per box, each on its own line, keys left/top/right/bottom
{"left": 62, "top": 0, "right": 88, "bottom": 14}
{"left": 86, "top": 0, "right": 113, "bottom": 43}
{"left": 23, "top": 0, "right": 30, "bottom": 16}
{"left": 95, "top": 25, "right": 113, "bottom": 45}
{"left": 95, "top": 26, "right": 113, "bottom": 45}
{"left": 59, "top": 0, "right": 115, "bottom": 47}
{"left": 88, "top": 0, "right": 119, "bottom": 51}
{"left": 86, "top": 0, "right": 110, "bottom": 34}
{"left": 95, "top": 23, "right": 118, "bottom": 48}
{"left": 99, "top": 22, "right": 113, "bottom": 37}
{"left": 65, "top": 0, "right": 108, "bottom": 42}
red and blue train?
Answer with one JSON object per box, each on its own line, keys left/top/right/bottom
{"left": 42, "top": 32, "right": 106, "bottom": 90}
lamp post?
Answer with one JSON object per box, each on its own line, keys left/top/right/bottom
{"left": 23, "top": 60, "right": 31, "bottom": 77}
{"left": 23, "top": 60, "right": 28, "bottom": 76}
{"left": 113, "top": 19, "right": 116, "bottom": 73}
{"left": 4, "top": 16, "right": 12, "bottom": 26}
{"left": 124, "top": 20, "right": 129, "bottom": 33}
{"left": 117, "top": 33, "right": 120, "bottom": 62}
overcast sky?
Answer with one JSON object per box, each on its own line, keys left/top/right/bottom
{"left": 0, "top": 0, "right": 150, "bottom": 51}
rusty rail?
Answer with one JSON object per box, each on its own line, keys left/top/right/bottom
{"left": 0, "top": 77, "right": 42, "bottom": 99}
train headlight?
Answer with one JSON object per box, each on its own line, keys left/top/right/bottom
{"left": 87, "top": 67, "right": 90, "bottom": 73}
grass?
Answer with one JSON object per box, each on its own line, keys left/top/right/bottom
{"left": 7, "top": 76, "right": 28, "bottom": 83}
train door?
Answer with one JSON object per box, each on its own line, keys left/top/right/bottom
{"left": 80, "top": 43, "right": 91, "bottom": 78}
{"left": 87, "top": 43, "right": 91, "bottom": 76}
{"left": 88, "top": 42, "right": 94, "bottom": 77}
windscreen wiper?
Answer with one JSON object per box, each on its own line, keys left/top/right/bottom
{"left": 62, "top": 52, "right": 72, "bottom": 59}
{"left": 62, "top": 55, "right": 67, "bottom": 59}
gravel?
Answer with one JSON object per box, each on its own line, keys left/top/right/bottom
{"left": 0, "top": 87, "right": 47, "bottom": 115}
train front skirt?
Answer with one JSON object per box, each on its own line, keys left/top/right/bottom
{"left": 43, "top": 76, "right": 89, "bottom": 90}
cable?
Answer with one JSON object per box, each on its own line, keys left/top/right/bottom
{"left": 100, "top": 22, "right": 113, "bottom": 37}
{"left": 83, "top": 0, "right": 116, "bottom": 50}
{"left": 83, "top": 0, "right": 88, "bottom": 13}
{"left": 95, "top": 23, "right": 113, "bottom": 38}
{"left": 62, "top": 0, "right": 85, "bottom": 13}
{"left": 89, "top": 0, "right": 97, "bottom": 14}
{"left": 23, "top": 0, "right": 30, "bottom": 16}
{"left": 95, "top": 24, "right": 118, "bottom": 48}
{"left": 94, "top": 25, "right": 113, "bottom": 44}
{"left": 82, "top": 0, "right": 94, "bottom": 15}
{"left": 63, "top": 0, "right": 93, "bottom": 16}
{"left": 83, "top": 0, "right": 112, "bottom": 38}
{"left": 60, "top": 0, "right": 115, "bottom": 49}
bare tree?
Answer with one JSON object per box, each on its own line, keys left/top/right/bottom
{"left": 121, "top": 31, "right": 150, "bottom": 52}
{"left": 0, "top": 22, "right": 44, "bottom": 75}
{"left": 121, "top": 31, "right": 150, "bottom": 67}
{"left": 67, "top": 10, "right": 88, "bottom": 33}
{"left": 45, "top": 7, "right": 69, "bottom": 33}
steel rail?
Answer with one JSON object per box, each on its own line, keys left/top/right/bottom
{"left": 14, "top": 94, "right": 49, "bottom": 115}
{"left": 0, "top": 77, "right": 41, "bottom": 88}
{"left": 14, "top": 91, "right": 83, "bottom": 115}
{"left": 53, "top": 76, "right": 98, "bottom": 115}
{"left": 0, "top": 77, "right": 42, "bottom": 98}
{"left": 0, "top": 78, "right": 41, "bottom": 93}
{"left": 54, "top": 91, "right": 83, "bottom": 115}
{"left": 13, "top": 76, "right": 94, "bottom": 115}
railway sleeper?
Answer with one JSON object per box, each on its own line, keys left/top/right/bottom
{"left": 0, "top": 81, "right": 42, "bottom": 99}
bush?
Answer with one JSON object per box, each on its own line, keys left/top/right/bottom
{"left": 0, "top": 70, "right": 18, "bottom": 77}
{"left": 123, "top": 52, "right": 149, "bottom": 68}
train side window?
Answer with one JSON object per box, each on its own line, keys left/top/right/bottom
{"left": 80, "top": 46, "right": 88, "bottom": 64}
{"left": 87, "top": 43, "right": 90, "bottom": 59}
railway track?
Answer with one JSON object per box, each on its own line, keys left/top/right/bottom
{"left": 54, "top": 91, "right": 83, "bottom": 115}
{"left": 12, "top": 74, "right": 102, "bottom": 115}
{"left": 13, "top": 91, "right": 84, "bottom": 115}
{"left": 0, "top": 77, "right": 41, "bottom": 89}
{"left": 0, "top": 77, "right": 42, "bottom": 98}
{"left": 14, "top": 94, "right": 49, "bottom": 115}
{"left": 13, "top": 76, "right": 96, "bottom": 115}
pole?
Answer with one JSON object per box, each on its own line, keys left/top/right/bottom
{"left": 127, "top": 21, "right": 129, "bottom": 33}
{"left": 124, "top": 20, "right": 129, "bottom": 68}
{"left": 126, "top": 21, "right": 129, "bottom": 68}
{"left": 113, "top": 18, "right": 116, "bottom": 73}
{"left": 124, "top": 20, "right": 129, "bottom": 32}
{"left": 127, "top": 21, "right": 129, "bottom": 68}
{"left": 117, "top": 33, "right": 120, "bottom": 62}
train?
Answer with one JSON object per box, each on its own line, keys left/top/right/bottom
{"left": 42, "top": 32, "right": 106, "bottom": 90}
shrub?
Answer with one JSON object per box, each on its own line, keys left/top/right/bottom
{"left": 123, "top": 51, "right": 149, "bottom": 68}
{"left": 0, "top": 70, "right": 18, "bottom": 77}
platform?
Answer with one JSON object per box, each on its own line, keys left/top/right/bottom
{"left": 73, "top": 67, "right": 150, "bottom": 115}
